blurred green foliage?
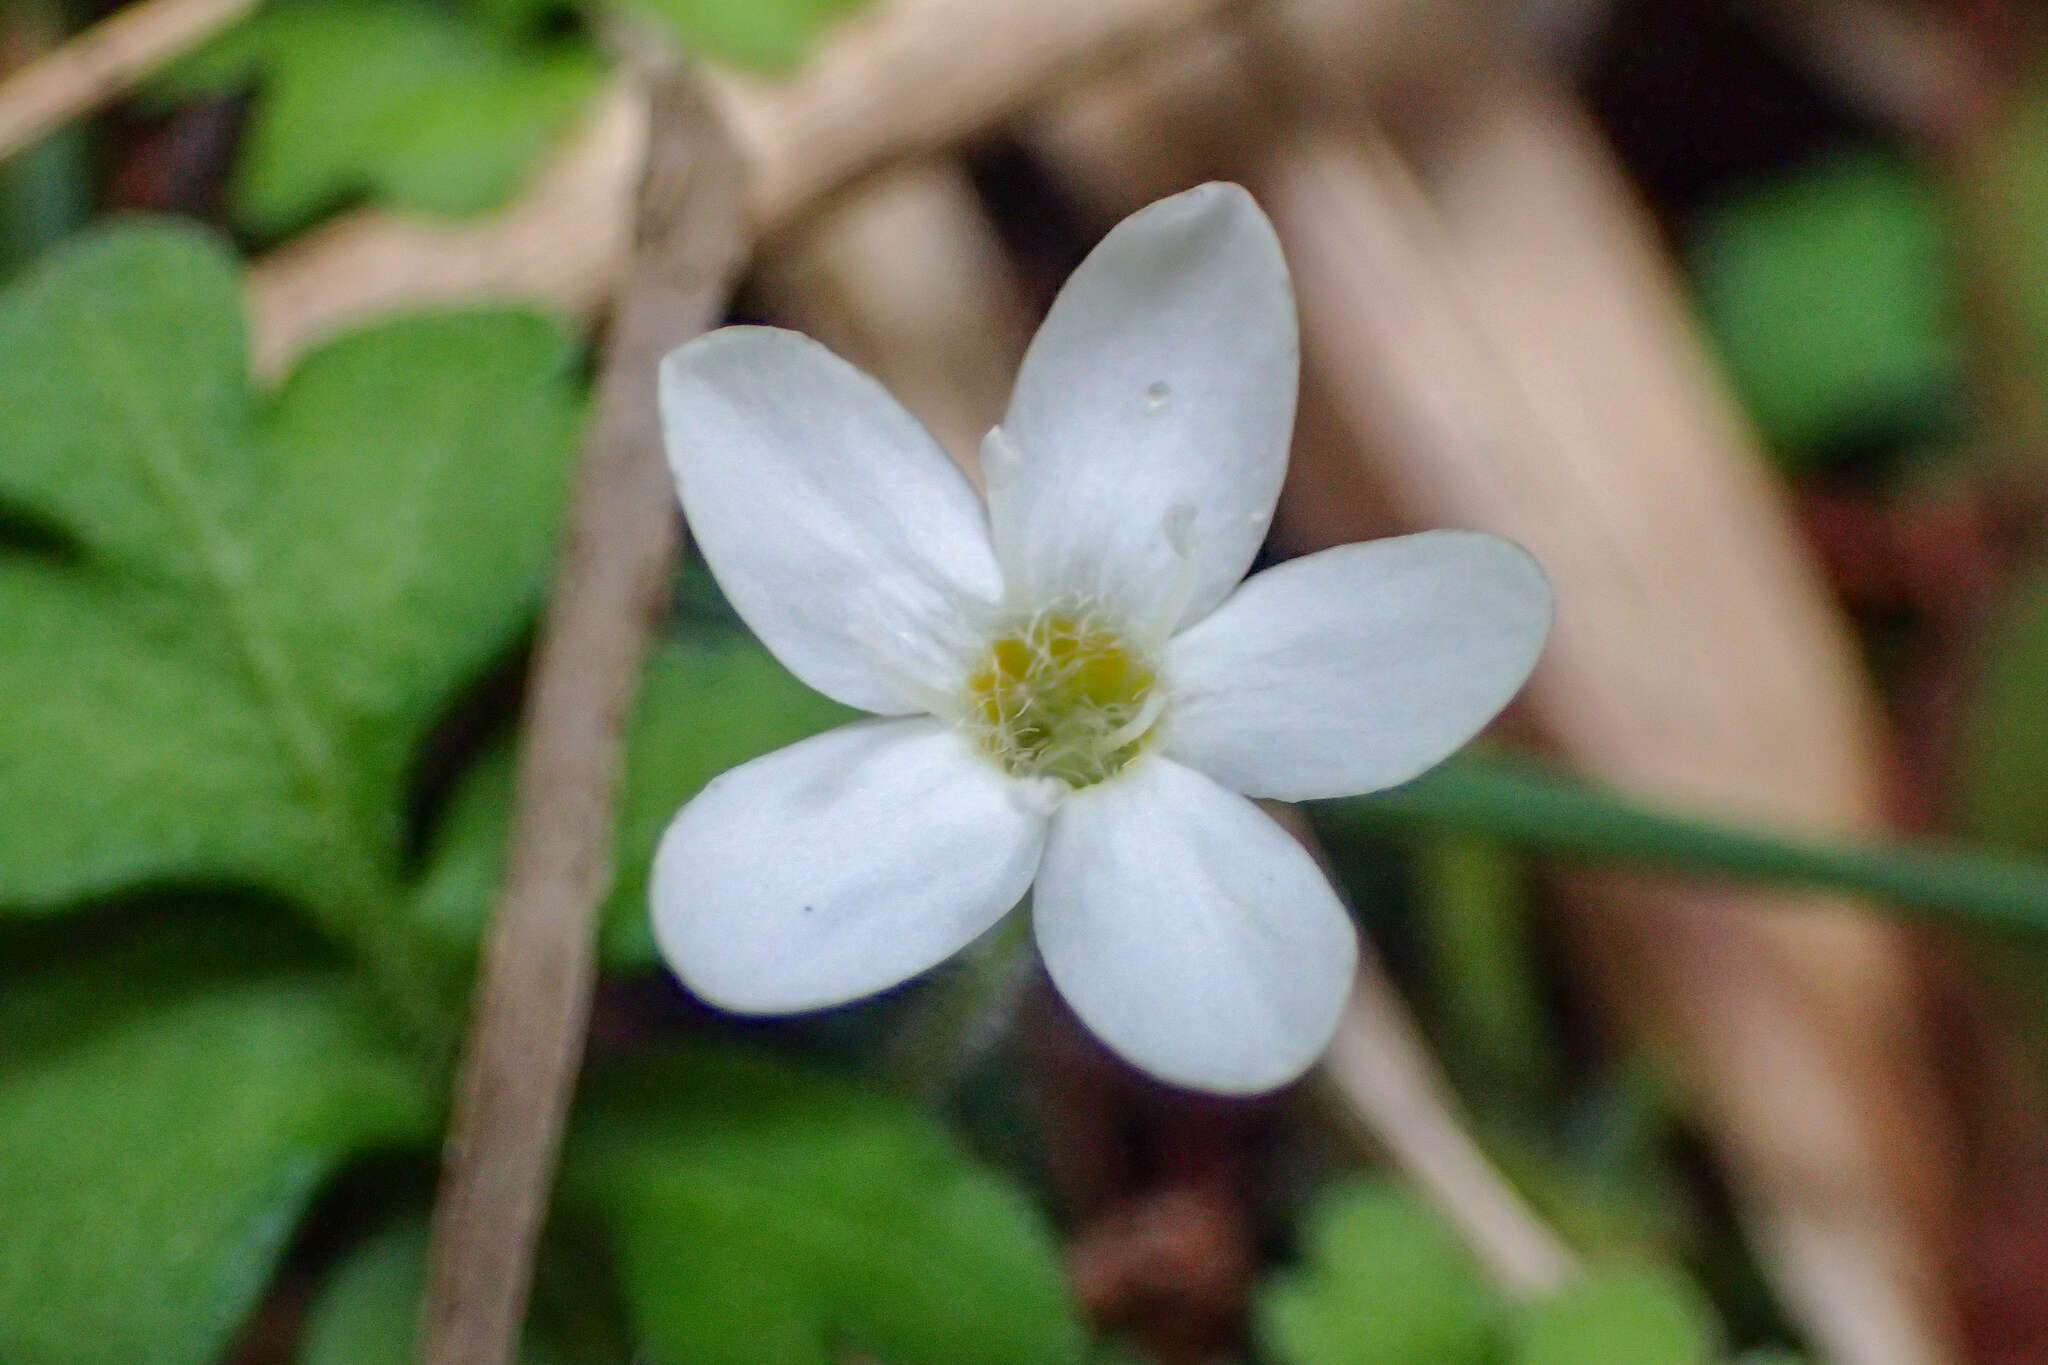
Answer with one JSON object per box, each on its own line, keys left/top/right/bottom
{"left": 610, "top": 0, "right": 870, "bottom": 72}
{"left": 1692, "top": 151, "right": 1958, "bottom": 464}
{"left": 565, "top": 1047, "right": 1086, "bottom": 1365}
{"left": 1411, "top": 833, "right": 1553, "bottom": 1117}
{"left": 162, "top": 0, "right": 602, "bottom": 236}
{"left": 1957, "top": 568, "right": 2048, "bottom": 858}
{"left": 1953, "top": 566, "right": 2048, "bottom": 1082}
{"left": 149, "top": 0, "right": 872, "bottom": 238}
{"left": 0, "top": 912, "right": 435, "bottom": 1365}
{"left": 1257, "top": 1180, "right": 1762, "bottom": 1365}
{"left": 1958, "top": 81, "right": 2048, "bottom": 467}
{"left": 1328, "top": 753, "right": 2048, "bottom": 935}
{"left": 1507, "top": 1266, "right": 1718, "bottom": 1365}
{"left": 470, "top": 0, "right": 867, "bottom": 71}
{"left": 1256, "top": 1179, "right": 1502, "bottom": 1365}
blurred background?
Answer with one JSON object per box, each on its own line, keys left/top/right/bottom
{"left": 6, "top": 0, "right": 2048, "bottom": 1362}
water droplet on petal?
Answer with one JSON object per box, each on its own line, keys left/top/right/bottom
{"left": 1144, "top": 380, "right": 1171, "bottom": 410}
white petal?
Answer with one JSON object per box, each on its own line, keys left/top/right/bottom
{"left": 1163, "top": 531, "right": 1551, "bottom": 801}
{"left": 651, "top": 718, "right": 1046, "bottom": 1013}
{"left": 661, "top": 327, "right": 1002, "bottom": 714}
{"left": 1033, "top": 756, "right": 1357, "bottom": 1093}
{"left": 994, "top": 183, "right": 1297, "bottom": 633}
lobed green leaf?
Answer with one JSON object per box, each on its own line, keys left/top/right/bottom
{"left": 0, "top": 223, "right": 581, "bottom": 1010}
{"left": 563, "top": 1045, "right": 1084, "bottom": 1365}
{"left": 1506, "top": 1266, "right": 1718, "bottom": 1365}
{"left": 0, "top": 913, "right": 436, "bottom": 1365}
{"left": 1692, "top": 150, "right": 1958, "bottom": 463}
{"left": 1255, "top": 1178, "right": 1500, "bottom": 1365}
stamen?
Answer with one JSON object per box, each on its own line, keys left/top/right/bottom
{"left": 962, "top": 604, "right": 1161, "bottom": 789}
{"left": 1099, "top": 686, "right": 1167, "bottom": 754}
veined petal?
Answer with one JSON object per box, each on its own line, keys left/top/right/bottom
{"left": 993, "top": 183, "right": 1296, "bottom": 635}
{"left": 1163, "top": 532, "right": 1551, "bottom": 801}
{"left": 1033, "top": 756, "right": 1357, "bottom": 1094}
{"left": 651, "top": 718, "right": 1046, "bottom": 1013}
{"left": 661, "top": 327, "right": 1002, "bottom": 715}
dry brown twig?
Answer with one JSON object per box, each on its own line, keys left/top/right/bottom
{"left": 247, "top": 79, "right": 650, "bottom": 378}
{"left": 0, "top": 0, "right": 256, "bottom": 160}
{"left": 710, "top": 0, "right": 1251, "bottom": 230}
{"left": 0, "top": 0, "right": 1260, "bottom": 366}
{"left": 247, "top": 0, "right": 1262, "bottom": 371}
{"left": 414, "top": 70, "right": 747, "bottom": 1365}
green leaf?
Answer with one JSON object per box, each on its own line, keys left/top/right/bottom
{"left": 563, "top": 1045, "right": 1084, "bottom": 1365}
{"left": 0, "top": 224, "right": 581, "bottom": 1008}
{"left": 413, "top": 633, "right": 853, "bottom": 971}
{"left": 1955, "top": 81, "right": 2048, "bottom": 470}
{"left": 1956, "top": 568, "right": 2048, "bottom": 857}
{"left": 613, "top": 0, "right": 868, "bottom": 72}
{"left": 1413, "top": 833, "right": 1553, "bottom": 1116}
{"left": 1951, "top": 568, "right": 2048, "bottom": 1071}
{"left": 1507, "top": 1266, "right": 1718, "bottom": 1365}
{"left": 164, "top": 0, "right": 600, "bottom": 234}
{"left": 0, "top": 912, "right": 436, "bottom": 1365}
{"left": 298, "top": 1221, "right": 437, "bottom": 1365}
{"left": 299, "top": 1218, "right": 606, "bottom": 1365}
{"left": 1254, "top": 1178, "right": 1500, "bottom": 1365}
{"left": 1692, "top": 150, "right": 1958, "bottom": 463}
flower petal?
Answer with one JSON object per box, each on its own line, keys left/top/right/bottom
{"left": 993, "top": 183, "right": 1297, "bottom": 633}
{"left": 661, "top": 327, "right": 1002, "bottom": 714}
{"left": 651, "top": 718, "right": 1046, "bottom": 1013}
{"left": 1033, "top": 756, "right": 1357, "bottom": 1093}
{"left": 1163, "top": 531, "right": 1551, "bottom": 801}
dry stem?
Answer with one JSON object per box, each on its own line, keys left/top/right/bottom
{"left": 244, "top": 0, "right": 1261, "bottom": 372}
{"left": 0, "top": 0, "right": 255, "bottom": 160}
{"left": 415, "top": 71, "right": 746, "bottom": 1365}
{"left": 1322, "top": 955, "right": 1577, "bottom": 1296}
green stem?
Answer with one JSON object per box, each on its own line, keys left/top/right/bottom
{"left": 1321, "top": 754, "right": 2048, "bottom": 936}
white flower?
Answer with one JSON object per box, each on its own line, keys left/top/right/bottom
{"left": 651, "top": 183, "right": 1551, "bottom": 1094}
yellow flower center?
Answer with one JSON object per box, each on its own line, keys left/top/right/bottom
{"left": 964, "top": 610, "right": 1160, "bottom": 788}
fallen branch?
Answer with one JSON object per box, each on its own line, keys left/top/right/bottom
{"left": 246, "top": 79, "right": 648, "bottom": 378}
{"left": 246, "top": 0, "right": 1261, "bottom": 372}
{"left": 0, "top": 0, "right": 254, "bottom": 160}
{"left": 713, "top": 0, "right": 1250, "bottom": 230}
{"left": 415, "top": 69, "right": 746, "bottom": 1365}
